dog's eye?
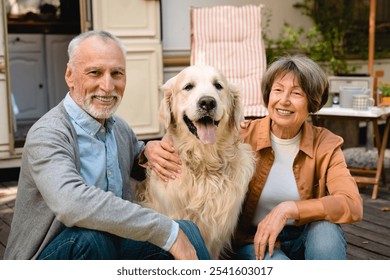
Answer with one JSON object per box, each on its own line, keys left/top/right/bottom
{"left": 183, "top": 83, "right": 194, "bottom": 91}
{"left": 214, "top": 82, "right": 223, "bottom": 90}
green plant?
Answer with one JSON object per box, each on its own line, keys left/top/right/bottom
{"left": 263, "top": 0, "right": 370, "bottom": 75}
{"left": 379, "top": 82, "right": 390, "bottom": 97}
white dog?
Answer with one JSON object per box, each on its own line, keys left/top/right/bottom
{"left": 137, "top": 65, "right": 256, "bottom": 259}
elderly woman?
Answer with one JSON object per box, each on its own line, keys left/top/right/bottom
{"left": 232, "top": 55, "right": 363, "bottom": 260}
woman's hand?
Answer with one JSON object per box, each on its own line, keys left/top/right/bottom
{"left": 254, "top": 201, "right": 299, "bottom": 260}
{"left": 144, "top": 138, "right": 182, "bottom": 182}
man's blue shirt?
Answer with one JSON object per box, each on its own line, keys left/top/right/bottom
{"left": 64, "top": 93, "right": 123, "bottom": 197}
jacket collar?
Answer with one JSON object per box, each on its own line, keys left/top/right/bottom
{"left": 256, "top": 116, "right": 314, "bottom": 158}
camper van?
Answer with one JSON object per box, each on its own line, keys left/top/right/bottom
{"left": 0, "top": 0, "right": 164, "bottom": 169}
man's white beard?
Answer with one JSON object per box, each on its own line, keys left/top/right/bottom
{"left": 78, "top": 91, "right": 122, "bottom": 120}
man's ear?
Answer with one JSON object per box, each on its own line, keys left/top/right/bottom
{"left": 65, "top": 63, "right": 73, "bottom": 89}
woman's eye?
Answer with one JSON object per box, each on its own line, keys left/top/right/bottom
{"left": 293, "top": 90, "right": 304, "bottom": 96}
{"left": 183, "top": 83, "right": 194, "bottom": 91}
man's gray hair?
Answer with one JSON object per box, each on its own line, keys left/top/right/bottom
{"left": 67, "top": 30, "right": 126, "bottom": 63}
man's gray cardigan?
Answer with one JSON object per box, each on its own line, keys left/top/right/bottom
{"left": 4, "top": 101, "right": 173, "bottom": 259}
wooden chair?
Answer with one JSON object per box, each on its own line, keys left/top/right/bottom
{"left": 190, "top": 5, "right": 268, "bottom": 118}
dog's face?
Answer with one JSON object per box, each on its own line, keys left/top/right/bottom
{"left": 160, "top": 65, "right": 243, "bottom": 144}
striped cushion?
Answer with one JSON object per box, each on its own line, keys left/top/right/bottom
{"left": 190, "top": 5, "right": 268, "bottom": 117}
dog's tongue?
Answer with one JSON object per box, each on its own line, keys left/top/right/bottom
{"left": 194, "top": 122, "right": 217, "bottom": 144}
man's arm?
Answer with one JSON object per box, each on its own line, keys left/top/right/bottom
{"left": 139, "top": 139, "right": 182, "bottom": 181}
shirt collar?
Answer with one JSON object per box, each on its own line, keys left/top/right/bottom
{"left": 256, "top": 116, "right": 314, "bottom": 158}
{"left": 64, "top": 93, "right": 115, "bottom": 135}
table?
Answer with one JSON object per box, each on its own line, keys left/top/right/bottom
{"left": 312, "top": 106, "right": 390, "bottom": 199}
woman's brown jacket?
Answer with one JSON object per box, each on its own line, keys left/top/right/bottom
{"left": 233, "top": 116, "right": 363, "bottom": 247}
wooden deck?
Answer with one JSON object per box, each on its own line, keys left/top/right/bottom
{"left": 1, "top": 180, "right": 389, "bottom": 260}
{"left": 341, "top": 187, "right": 390, "bottom": 259}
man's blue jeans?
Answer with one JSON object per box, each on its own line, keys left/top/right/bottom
{"left": 37, "top": 220, "right": 211, "bottom": 260}
{"left": 233, "top": 221, "right": 347, "bottom": 260}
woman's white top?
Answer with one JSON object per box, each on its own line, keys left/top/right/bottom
{"left": 252, "top": 130, "right": 302, "bottom": 226}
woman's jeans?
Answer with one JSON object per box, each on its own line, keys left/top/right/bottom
{"left": 37, "top": 220, "right": 210, "bottom": 260}
{"left": 234, "top": 221, "right": 347, "bottom": 260}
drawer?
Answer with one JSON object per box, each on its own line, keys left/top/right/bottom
{"left": 8, "top": 34, "right": 44, "bottom": 53}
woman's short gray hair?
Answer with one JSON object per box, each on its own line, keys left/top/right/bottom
{"left": 67, "top": 30, "right": 126, "bottom": 64}
{"left": 262, "top": 55, "right": 329, "bottom": 113}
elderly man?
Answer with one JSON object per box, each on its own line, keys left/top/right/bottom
{"left": 4, "top": 30, "right": 210, "bottom": 260}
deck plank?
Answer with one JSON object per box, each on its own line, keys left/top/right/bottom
{"left": 342, "top": 224, "right": 390, "bottom": 248}
{"left": 345, "top": 242, "right": 390, "bottom": 260}
{"left": 0, "top": 219, "right": 10, "bottom": 251}
{"left": 345, "top": 220, "right": 390, "bottom": 237}
{"left": 342, "top": 231, "right": 390, "bottom": 259}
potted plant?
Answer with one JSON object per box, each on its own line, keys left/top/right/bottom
{"left": 379, "top": 81, "right": 390, "bottom": 105}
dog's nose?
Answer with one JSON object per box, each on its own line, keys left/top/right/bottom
{"left": 198, "top": 96, "right": 217, "bottom": 112}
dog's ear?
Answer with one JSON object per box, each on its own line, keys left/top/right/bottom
{"left": 159, "top": 76, "right": 176, "bottom": 129}
{"left": 228, "top": 82, "right": 245, "bottom": 130}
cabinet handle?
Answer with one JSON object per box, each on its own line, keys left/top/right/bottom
{"left": 0, "top": 62, "right": 5, "bottom": 74}
{"left": 11, "top": 37, "right": 21, "bottom": 44}
{"left": 39, "top": 84, "right": 43, "bottom": 88}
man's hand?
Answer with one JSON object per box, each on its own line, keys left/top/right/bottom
{"left": 168, "top": 228, "right": 199, "bottom": 260}
{"left": 240, "top": 119, "right": 250, "bottom": 128}
{"left": 144, "top": 139, "right": 181, "bottom": 182}
{"left": 254, "top": 201, "right": 299, "bottom": 260}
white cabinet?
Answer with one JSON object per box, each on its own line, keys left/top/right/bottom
{"left": 92, "top": 0, "right": 161, "bottom": 39}
{"left": 91, "top": 0, "right": 164, "bottom": 140}
{"left": 0, "top": 6, "right": 17, "bottom": 164}
{"left": 8, "top": 34, "right": 73, "bottom": 122}
{"left": 8, "top": 34, "right": 47, "bottom": 121}
{"left": 115, "top": 41, "right": 163, "bottom": 137}
{"left": 45, "top": 34, "right": 74, "bottom": 108}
